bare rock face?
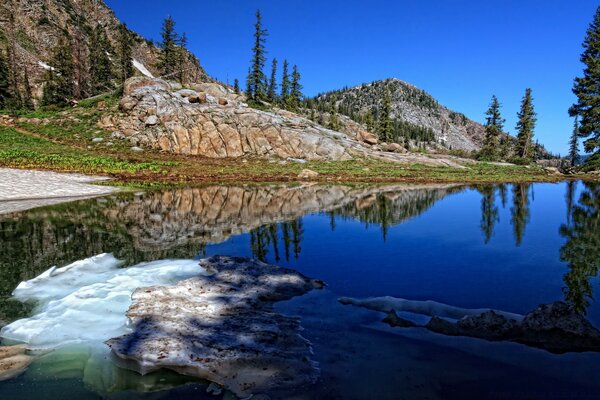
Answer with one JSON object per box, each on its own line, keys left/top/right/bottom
{"left": 107, "top": 77, "right": 353, "bottom": 161}
{"left": 106, "top": 256, "right": 324, "bottom": 398}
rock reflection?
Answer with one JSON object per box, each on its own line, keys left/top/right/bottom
{"left": 561, "top": 181, "right": 600, "bottom": 314}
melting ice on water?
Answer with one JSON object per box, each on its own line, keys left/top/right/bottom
{"left": 1, "top": 254, "right": 205, "bottom": 349}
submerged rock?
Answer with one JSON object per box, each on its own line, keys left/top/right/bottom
{"left": 342, "top": 296, "right": 600, "bottom": 353}
{"left": 0, "top": 345, "right": 33, "bottom": 381}
{"left": 107, "top": 256, "right": 324, "bottom": 398}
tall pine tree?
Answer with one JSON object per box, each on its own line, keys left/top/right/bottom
{"left": 267, "top": 58, "right": 277, "bottom": 102}
{"left": 42, "top": 36, "right": 75, "bottom": 106}
{"left": 0, "top": 50, "right": 10, "bottom": 109}
{"left": 246, "top": 10, "right": 268, "bottom": 101}
{"left": 569, "top": 116, "right": 580, "bottom": 167}
{"left": 328, "top": 95, "right": 341, "bottom": 131}
{"left": 22, "top": 69, "right": 34, "bottom": 110}
{"left": 480, "top": 95, "right": 505, "bottom": 161}
{"left": 570, "top": 6, "right": 600, "bottom": 167}
{"left": 515, "top": 88, "right": 537, "bottom": 160}
{"left": 378, "top": 88, "right": 394, "bottom": 142}
{"left": 233, "top": 78, "right": 240, "bottom": 94}
{"left": 157, "top": 16, "right": 179, "bottom": 78}
{"left": 89, "top": 25, "right": 114, "bottom": 95}
{"left": 117, "top": 24, "right": 134, "bottom": 84}
{"left": 280, "top": 59, "right": 290, "bottom": 106}
{"left": 289, "top": 64, "right": 303, "bottom": 109}
{"left": 176, "top": 32, "right": 188, "bottom": 83}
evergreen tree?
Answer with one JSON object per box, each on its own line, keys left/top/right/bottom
{"left": 570, "top": 6, "right": 600, "bottom": 164}
{"left": 5, "top": 13, "right": 22, "bottom": 109}
{"left": 117, "top": 24, "right": 134, "bottom": 84}
{"left": 365, "top": 108, "right": 376, "bottom": 132}
{"left": 569, "top": 116, "right": 580, "bottom": 167}
{"left": 280, "top": 59, "right": 290, "bottom": 105}
{"left": 42, "top": 36, "right": 75, "bottom": 106}
{"left": 289, "top": 64, "right": 303, "bottom": 109}
{"left": 233, "top": 78, "right": 240, "bottom": 94}
{"left": 328, "top": 95, "right": 341, "bottom": 131}
{"left": 246, "top": 10, "right": 268, "bottom": 101}
{"left": 267, "top": 58, "right": 277, "bottom": 102}
{"left": 89, "top": 25, "right": 114, "bottom": 95}
{"left": 22, "top": 69, "right": 34, "bottom": 110}
{"left": 378, "top": 88, "right": 394, "bottom": 142}
{"left": 176, "top": 32, "right": 188, "bottom": 83}
{"left": 480, "top": 95, "right": 505, "bottom": 161}
{"left": 515, "top": 88, "right": 537, "bottom": 160}
{"left": 157, "top": 16, "right": 179, "bottom": 77}
{"left": 0, "top": 50, "right": 9, "bottom": 109}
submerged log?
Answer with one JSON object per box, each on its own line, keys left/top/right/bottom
{"left": 107, "top": 256, "right": 324, "bottom": 398}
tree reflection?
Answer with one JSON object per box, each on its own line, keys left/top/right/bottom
{"left": 250, "top": 219, "right": 303, "bottom": 263}
{"left": 477, "top": 185, "right": 499, "bottom": 244}
{"left": 510, "top": 184, "right": 531, "bottom": 246}
{"left": 560, "top": 182, "right": 600, "bottom": 314}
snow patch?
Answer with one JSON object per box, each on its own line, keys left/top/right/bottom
{"left": 0, "top": 254, "right": 206, "bottom": 349}
{"left": 37, "top": 61, "right": 55, "bottom": 71}
{"left": 132, "top": 59, "right": 154, "bottom": 78}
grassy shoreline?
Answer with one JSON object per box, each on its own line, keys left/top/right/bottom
{"left": 0, "top": 103, "right": 595, "bottom": 187}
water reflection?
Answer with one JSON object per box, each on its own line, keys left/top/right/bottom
{"left": 561, "top": 181, "right": 600, "bottom": 314}
{"left": 476, "top": 185, "right": 499, "bottom": 244}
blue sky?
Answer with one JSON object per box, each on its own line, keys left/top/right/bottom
{"left": 105, "top": 0, "right": 598, "bottom": 155}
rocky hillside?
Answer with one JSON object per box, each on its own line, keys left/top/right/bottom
{"left": 0, "top": 0, "right": 205, "bottom": 100}
{"left": 312, "top": 78, "right": 487, "bottom": 152}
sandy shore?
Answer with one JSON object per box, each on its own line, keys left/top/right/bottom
{"left": 0, "top": 168, "right": 118, "bottom": 214}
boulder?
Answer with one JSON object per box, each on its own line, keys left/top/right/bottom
{"left": 124, "top": 76, "right": 170, "bottom": 96}
{"left": 144, "top": 115, "right": 159, "bottom": 126}
{"left": 218, "top": 98, "right": 228, "bottom": 106}
{"left": 298, "top": 169, "right": 319, "bottom": 180}
{"left": 189, "top": 92, "right": 206, "bottom": 104}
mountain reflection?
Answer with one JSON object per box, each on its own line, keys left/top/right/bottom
{"left": 561, "top": 181, "right": 600, "bottom": 314}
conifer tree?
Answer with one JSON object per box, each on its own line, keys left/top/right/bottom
{"left": 515, "top": 88, "right": 537, "bottom": 160}
{"left": 42, "top": 36, "right": 75, "bottom": 106}
{"left": 89, "top": 25, "right": 114, "bottom": 95}
{"left": 176, "top": 32, "right": 188, "bottom": 83}
{"left": 267, "top": 58, "right": 277, "bottom": 102}
{"left": 378, "top": 88, "right": 394, "bottom": 142}
{"left": 280, "top": 59, "right": 290, "bottom": 105}
{"left": 480, "top": 95, "right": 505, "bottom": 161}
{"left": 569, "top": 116, "right": 580, "bottom": 167}
{"left": 5, "top": 13, "right": 22, "bottom": 109}
{"left": 328, "top": 95, "right": 341, "bottom": 131}
{"left": 157, "top": 16, "right": 179, "bottom": 77}
{"left": 117, "top": 24, "right": 134, "bottom": 84}
{"left": 233, "top": 78, "right": 240, "bottom": 94}
{"left": 22, "top": 69, "right": 34, "bottom": 110}
{"left": 365, "top": 108, "right": 376, "bottom": 132}
{"left": 570, "top": 6, "right": 600, "bottom": 165}
{"left": 289, "top": 64, "right": 303, "bottom": 109}
{"left": 246, "top": 10, "right": 268, "bottom": 101}
{"left": 0, "top": 50, "right": 10, "bottom": 109}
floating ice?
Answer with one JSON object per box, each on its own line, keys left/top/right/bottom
{"left": 1, "top": 254, "right": 205, "bottom": 349}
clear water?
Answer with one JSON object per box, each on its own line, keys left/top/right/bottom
{"left": 0, "top": 181, "right": 599, "bottom": 399}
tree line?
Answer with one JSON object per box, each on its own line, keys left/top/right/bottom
{"left": 243, "top": 10, "right": 303, "bottom": 111}
{"left": 0, "top": 14, "right": 200, "bottom": 110}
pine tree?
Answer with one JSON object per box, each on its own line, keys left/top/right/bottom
{"left": 267, "top": 58, "right": 277, "bottom": 102}
{"left": 176, "top": 32, "right": 188, "bottom": 83}
{"left": 89, "top": 25, "right": 114, "bottom": 95}
{"left": 157, "top": 16, "right": 179, "bottom": 77}
{"left": 378, "top": 88, "right": 394, "bottom": 142}
{"left": 365, "top": 108, "right": 376, "bottom": 132}
{"left": 42, "top": 36, "right": 75, "bottom": 106}
{"left": 0, "top": 50, "right": 10, "bottom": 109}
{"left": 328, "top": 95, "right": 341, "bottom": 131}
{"left": 280, "top": 59, "right": 290, "bottom": 105}
{"left": 22, "top": 69, "right": 34, "bottom": 110}
{"left": 480, "top": 95, "right": 505, "bottom": 161}
{"left": 246, "top": 10, "right": 268, "bottom": 101}
{"left": 515, "top": 88, "right": 537, "bottom": 160}
{"left": 233, "top": 78, "right": 240, "bottom": 94}
{"left": 289, "top": 64, "right": 303, "bottom": 109}
{"left": 117, "top": 24, "right": 134, "bottom": 84}
{"left": 570, "top": 6, "right": 600, "bottom": 164}
{"left": 569, "top": 116, "right": 580, "bottom": 167}
{"left": 5, "top": 12, "right": 22, "bottom": 109}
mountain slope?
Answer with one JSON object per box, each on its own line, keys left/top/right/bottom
{"left": 0, "top": 0, "right": 205, "bottom": 100}
{"left": 312, "top": 78, "right": 487, "bottom": 152}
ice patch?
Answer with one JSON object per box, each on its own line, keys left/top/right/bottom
{"left": 1, "top": 254, "right": 205, "bottom": 349}
{"left": 132, "top": 59, "right": 154, "bottom": 78}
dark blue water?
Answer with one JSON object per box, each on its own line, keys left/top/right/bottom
{"left": 0, "top": 181, "right": 599, "bottom": 399}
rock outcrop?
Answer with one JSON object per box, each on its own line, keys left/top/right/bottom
{"left": 99, "top": 77, "right": 469, "bottom": 166}
{"left": 107, "top": 256, "right": 323, "bottom": 398}
{"left": 341, "top": 296, "right": 600, "bottom": 353}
